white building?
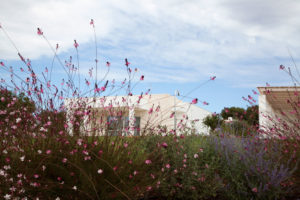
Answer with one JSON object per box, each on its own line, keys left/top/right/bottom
{"left": 258, "top": 86, "right": 300, "bottom": 133}
{"left": 64, "top": 94, "right": 211, "bottom": 136}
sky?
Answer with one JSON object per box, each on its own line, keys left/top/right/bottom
{"left": 1, "top": 0, "right": 300, "bottom": 113}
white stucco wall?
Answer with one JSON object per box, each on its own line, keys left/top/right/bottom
{"left": 258, "top": 91, "right": 276, "bottom": 131}
{"left": 64, "top": 94, "right": 211, "bottom": 135}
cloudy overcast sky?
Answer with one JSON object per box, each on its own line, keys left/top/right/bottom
{"left": 1, "top": 0, "right": 300, "bottom": 112}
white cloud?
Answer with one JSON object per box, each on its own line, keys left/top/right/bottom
{"left": 0, "top": 0, "right": 300, "bottom": 85}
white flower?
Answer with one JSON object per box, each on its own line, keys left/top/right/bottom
{"left": 72, "top": 186, "right": 77, "bottom": 191}
{"left": 2, "top": 149, "right": 7, "bottom": 154}
{"left": 37, "top": 150, "right": 42, "bottom": 154}
{"left": 0, "top": 169, "right": 5, "bottom": 176}
{"left": 3, "top": 194, "right": 11, "bottom": 200}
{"left": 194, "top": 154, "right": 199, "bottom": 159}
{"left": 16, "top": 118, "right": 22, "bottom": 123}
{"left": 77, "top": 139, "right": 83, "bottom": 146}
{"left": 39, "top": 127, "right": 47, "bottom": 132}
{"left": 55, "top": 197, "right": 60, "bottom": 200}
{"left": 20, "top": 156, "right": 25, "bottom": 162}
{"left": 9, "top": 186, "right": 16, "bottom": 192}
{"left": 11, "top": 125, "right": 17, "bottom": 130}
{"left": 3, "top": 165, "right": 11, "bottom": 170}
{"left": 97, "top": 169, "right": 103, "bottom": 174}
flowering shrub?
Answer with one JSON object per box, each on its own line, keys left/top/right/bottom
{"left": 210, "top": 134, "right": 298, "bottom": 199}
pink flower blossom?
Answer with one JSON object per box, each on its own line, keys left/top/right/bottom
{"left": 37, "top": 28, "right": 43, "bottom": 35}
{"left": 252, "top": 187, "right": 258, "bottom": 193}
{"left": 97, "top": 169, "right": 103, "bottom": 174}
{"left": 170, "top": 112, "right": 175, "bottom": 118}
{"left": 203, "top": 101, "right": 209, "bottom": 105}
{"left": 90, "top": 19, "right": 94, "bottom": 26}
{"left": 74, "top": 40, "right": 79, "bottom": 48}
{"left": 11, "top": 125, "right": 17, "bottom": 130}
{"left": 191, "top": 98, "right": 198, "bottom": 104}
{"left": 166, "top": 164, "right": 170, "bottom": 169}
{"left": 210, "top": 76, "right": 216, "bottom": 80}
{"left": 125, "top": 58, "right": 130, "bottom": 67}
{"left": 145, "top": 160, "right": 152, "bottom": 164}
{"left": 161, "top": 142, "right": 168, "bottom": 148}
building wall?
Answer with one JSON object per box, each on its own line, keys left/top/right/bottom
{"left": 258, "top": 92, "right": 276, "bottom": 131}
{"left": 65, "top": 94, "right": 211, "bottom": 135}
{"left": 258, "top": 87, "right": 300, "bottom": 136}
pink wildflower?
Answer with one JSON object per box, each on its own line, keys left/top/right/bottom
{"left": 74, "top": 40, "right": 79, "bottom": 48}
{"left": 191, "top": 98, "right": 198, "bottom": 104}
{"left": 97, "top": 169, "right": 103, "bottom": 174}
{"left": 203, "top": 101, "right": 209, "bottom": 105}
{"left": 252, "top": 187, "right": 258, "bottom": 193}
{"left": 161, "top": 142, "right": 168, "bottom": 148}
{"left": 90, "top": 19, "right": 94, "bottom": 26}
{"left": 37, "top": 28, "right": 43, "bottom": 35}
{"left": 125, "top": 58, "right": 130, "bottom": 67}
{"left": 170, "top": 112, "right": 175, "bottom": 118}
{"left": 145, "top": 160, "right": 152, "bottom": 164}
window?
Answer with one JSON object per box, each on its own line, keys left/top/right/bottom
{"left": 107, "top": 116, "right": 140, "bottom": 136}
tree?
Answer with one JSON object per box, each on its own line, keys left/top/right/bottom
{"left": 220, "top": 106, "right": 258, "bottom": 126}
{"left": 203, "top": 114, "right": 223, "bottom": 131}
{"left": 245, "top": 105, "right": 259, "bottom": 126}
{"left": 220, "top": 107, "right": 245, "bottom": 121}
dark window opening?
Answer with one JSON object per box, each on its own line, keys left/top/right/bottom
{"left": 107, "top": 116, "right": 140, "bottom": 136}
